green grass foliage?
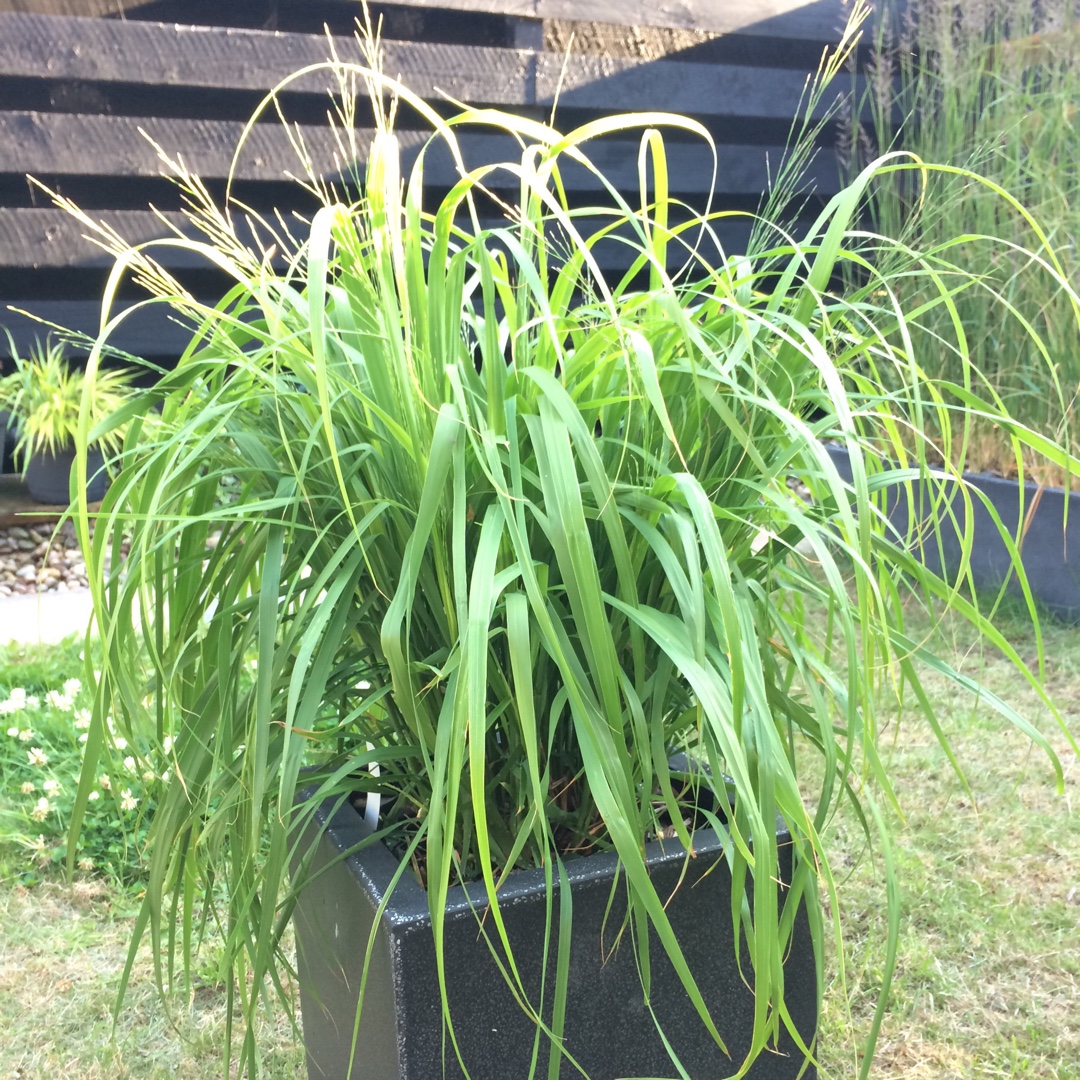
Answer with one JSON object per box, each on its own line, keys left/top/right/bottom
{"left": 853, "top": 0, "right": 1080, "bottom": 484}
{"left": 47, "top": 8, "right": 1080, "bottom": 1078}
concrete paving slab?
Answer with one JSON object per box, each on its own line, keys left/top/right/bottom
{"left": 0, "top": 587, "right": 95, "bottom": 645}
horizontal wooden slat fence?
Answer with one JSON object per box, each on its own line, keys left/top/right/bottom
{"left": 0, "top": 0, "right": 862, "bottom": 41}
{"left": 0, "top": 0, "right": 875, "bottom": 361}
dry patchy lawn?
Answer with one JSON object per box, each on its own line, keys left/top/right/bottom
{"left": 0, "top": 881, "right": 303, "bottom": 1079}
{"left": 816, "top": 606, "right": 1080, "bottom": 1079}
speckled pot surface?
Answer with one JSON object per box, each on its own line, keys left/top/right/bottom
{"left": 293, "top": 796, "right": 817, "bottom": 1080}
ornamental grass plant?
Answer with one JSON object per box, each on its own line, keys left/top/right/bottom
{"left": 850, "top": 0, "right": 1080, "bottom": 487}
{"left": 54, "top": 5, "right": 1079, "bottom": 1077}
{"left": 0, "top": 336, "right": 134, "bottom": 465}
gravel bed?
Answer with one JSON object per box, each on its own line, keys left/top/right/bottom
{"left": 0, "top": 521, "right": 92, "bottom": 597}
{"left": 0, "top": 483, "right": 814, "bottom": 601}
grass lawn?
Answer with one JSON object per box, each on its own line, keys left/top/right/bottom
{"left": 0, "top": 882, "right": 303, "bottom": 1079}
{"left": 815, "top": 603, "right": 1080, "bottom": 1079}
{"left": 0, "top": 603, "right": 1077, "bottom": 1078}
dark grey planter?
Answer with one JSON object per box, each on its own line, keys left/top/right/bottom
{"left": 24, "top": 445, "right": 107, "bottom": 504}
{"left": 825, "top": 443, "right": 1080, "bottom": 621}
{"left": 293, "top": 795, "right": 817, "bottom": 1080}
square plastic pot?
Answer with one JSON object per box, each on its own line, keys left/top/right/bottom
{"left": 825, "top": 443, "right": 1080, "bottom": 621}
{"left": 292, "top": 795, "right": 818, "bottom": 1080}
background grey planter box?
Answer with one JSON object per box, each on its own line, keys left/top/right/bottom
{"left": 293, "top": 796, "right": 818, "bottom": 1080}
{"left": 824, "top": 443, "right": 1080, "bottom": 621}
{"left": 24, "top": 445, "right": 106, "bottom": 504}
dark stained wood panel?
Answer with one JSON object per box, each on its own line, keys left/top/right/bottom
{"left": 0, "top": 112, "right": 403, "bottom": 182}
{"left": 0, "top": 207, "right": 295, "bottom": 268}
{"left": 0, "top": 13, "right": 852, "bottom": 123}
{"left": 0, "top": 200, "right": 790, "bottom": 272}
{"left": 0, "top": 14, "right": 535, "bottom": 105}
{"left": 535, "top": 52, "right": 851, "bottom": 119}
{"left": 0, "top": 2, "right": 861, "bottom": 367}
{"left": 0, "top": 112, "right": 838, "bottom": 198}
{"left": 0, "top": 0, "right": 150, "bottom": 13}
{"left": 0, "top": 208, "right": 144, "bottom": 270}
{"left": 0, "top": 0, "right": 873, "bottom": 43}
{"left": 536, "top": 0, "right": 857, "bottom": 39}
{"left": 0, "top": 217, "right": 756, "bottom": 358}
{"left": 311, "top": 0, "right": 860, "bottom": 40}
{"left": 1, "top": 298, "right": 198, "bottom": 357}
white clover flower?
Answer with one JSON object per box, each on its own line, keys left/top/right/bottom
{"left": 6, "top": 726, "right": 18, "bottom": 737}
{"left": 31, "top": 834, "right": 48, "bottom": 861}
{"left": 31, "top": 797, "right": 51, "bottom": 822}
{"left": 27, "top": 747, "right": 48, "bottom": 767}
{"left": 161, "top": 769, "right": 171, "bottom": 784}
{"left": 88, "top": 790, "right": 100, "bottom": 802}
{"left": 142, "top": 770, "right": 156, "bottom": 783}
{"left": 20, "top": 781, "right": 34, "bottom": 795}
{"left": 73, "top": 709, "right": 92, "bottom": 730}
{"left": 99, "top": 774, "right": 111, "bottom": 790}
{"left": 63, "top": 677, "right": 82, "bottom": 698}
{"left": 25, "top": 695, "right": 40, "bottom": 710}
{"left": 42, "top": 778, "right": 59, "bottom": 794}
{"left": 123, "top": 755, "right": 137, "bottom": 773}
{"left": 46, "top": 690, "right": 74, "bottom": 712}
{"left": 162, "top": 735, "right": 173, "bottom": 755}
{"left": 120, "top": 789, "right": 137, "bottom": 812}
{"left": 0, "top": 702, "right": 13, "bottom": 716}
{"left": 78, "top": 733, "right": 89, "bottom": 745}
{"left": 77, "top": 857, "right": 94, "bottom": 872}
{"left": 7, "top": 688, "right": 27, "bottom": 708}
{"left": 18, "top": 728, "right": 34, "bottom": 742}
{"left": 114, "top": 737, "right": 128, "bottom": 751}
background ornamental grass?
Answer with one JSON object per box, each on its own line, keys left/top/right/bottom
{"left": 0, "top": 335, "right": 135, "bottom": 463}
{"left": 50, "top": 10, "right": 1080, "bottom": 1078}
{"left": 850, "top": 0, "right": 1080, "bottom": 488}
